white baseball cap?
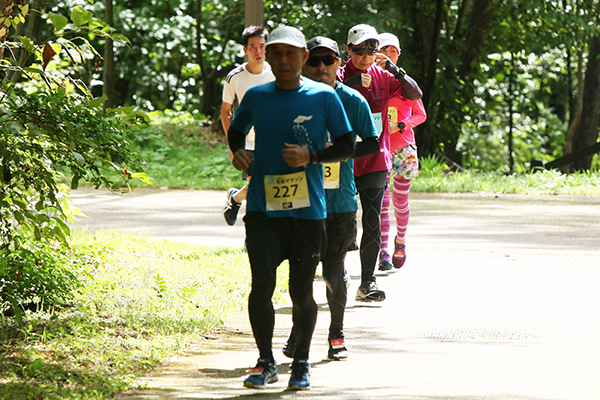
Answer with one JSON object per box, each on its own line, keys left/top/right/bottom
{"left": 378, "top": 33, "right": 401, "bottom": 53}
{"left": 347, "top": 24, "right": 379, "bottom": 45}
{"left": 266, "top": 26, "right": 307, "bottom": 49}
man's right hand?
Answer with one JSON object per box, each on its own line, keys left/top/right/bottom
{"left": 344, "top": 73, "right": 371, "bottom": 88}
{"left": 232, "top": 149, "right": 252, "bottom": 171}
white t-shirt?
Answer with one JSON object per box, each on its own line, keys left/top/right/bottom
{"left": 222, "top": 62, "right": 274, "bottom": 150}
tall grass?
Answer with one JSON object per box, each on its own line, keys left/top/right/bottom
{"left": 414, "top": 155, "right": 600, "bottom": 195}
{"left": 123, "top": 122, "right": 600, "bottom": 196}
{"left": 0, "top": 231, "right": 290, "bottom": 399}
{"left": 130, "top": 123, "right": 243, "bottom": 190}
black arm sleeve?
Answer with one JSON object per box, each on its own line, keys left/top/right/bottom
{"left": 384, "top": 60, "right": 423, "bottom": 100}
{"left": 342, "top": 73, "right": 362, "bottom": 88}
{"left": 227, "top": 127, "right": 247, "bottom": 154}
{"left": 353, "top": 136, "right": 379, "bottom": 159}
{"left": 312, "top": 132, "right": 355, "bottom": 164}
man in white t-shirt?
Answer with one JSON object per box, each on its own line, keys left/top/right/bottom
{"left": 221, "top": 26, "right": 275, "bottom": 226}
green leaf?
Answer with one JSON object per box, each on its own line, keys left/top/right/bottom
{"left": 29, "top": 358, "right": 44, "bottom": 374}
{"left": 72, "top": 152, "right": 85, "bottom": 166}
{"left": 49, "top": 12, "right": 68, "bottom": 32}
{"left": 88, "top": 18, "right": 104, "bottom": 31}
{"left": 75, "top": 36, "right": 101, "bottom": 58}
{"left": 23, "top": 66, "right": 45, "bottom": 75}
{"left": 88, "top": 94, "right": 108, "bottom": 108}
{"left": 122, "top": 110, "right": 151, "bottom": 123}
{"left": 71, "top": 174, "right": 80, "bottom": 190}
{"left": 71, "top": 6, "right": 93, "bottom": 27}
{"left": 111, "top": 33, "right": 131, "bottom": 45}
{"left": 20, "top": 3, "right": 29, "bottom": 17}
{"left": 131, "top": 172, "right": 154, "bottom": 185}
{"left": 18, "top": 36, "right": 34, "bottom": 53}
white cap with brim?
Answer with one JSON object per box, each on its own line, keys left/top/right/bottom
{"left": 347, "top": 24, "right": 379, "bottom": 45}
{"left": 266, "top": 26, "right": 307, "bottom": 49}
{"left": 378, "top": 33, "right": 401, "bottom": 53}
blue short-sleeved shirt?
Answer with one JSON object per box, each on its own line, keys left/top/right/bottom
{"left": 326, "top": 82, "right": 378, "bottom": 214}
{"left": 231, "top": 78, "right": 353, "bottom": 220}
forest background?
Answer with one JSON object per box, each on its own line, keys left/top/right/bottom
{"left": 7, "top": 0, "right": 600, "bottom": 173}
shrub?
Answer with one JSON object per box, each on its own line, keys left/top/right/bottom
{"left": 0, "top": 3, "right": 149, "bottom": 319}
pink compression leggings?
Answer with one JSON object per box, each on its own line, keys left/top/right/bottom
{"left": 380, "top": 175, "right": 411, "bottom": 252}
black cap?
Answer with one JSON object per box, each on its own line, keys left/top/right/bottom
{"left": 307, "top": 36, "right": 340, "bottom": 56}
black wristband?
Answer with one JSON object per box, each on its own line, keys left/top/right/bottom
{"left": 385, "top": 60, "right": 406, "bottom": 79}
{"left": 398, "top": 121, "right": 405, "bottom": 130}
{"left": 309, "top": 149, "right": 317, "bottom": 164}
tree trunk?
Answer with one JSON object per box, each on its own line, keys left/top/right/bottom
{"left": 409, "top": 0, "right": 446, "bottom": 157}
{"left": 412, "top": 0, "right": 494, "bottom": 158}
{"left": 562, "top": 47, "right": 585, "bottom": 173}
{"left": 103, "top": 0, "right": 116, "bottom": 108}
{"left": 571, "top": 34, "right": 600, "bottom": 172}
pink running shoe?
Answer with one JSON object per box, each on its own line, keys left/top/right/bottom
{"left": 392, "top": 242, "right": 406, "bottom": 269}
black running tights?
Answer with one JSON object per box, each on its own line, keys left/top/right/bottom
{"left": 357, "top": 186, "right": 386, "bottom": 284}
{"left": 244, "top": 212, "right": 325, "bottom": 361}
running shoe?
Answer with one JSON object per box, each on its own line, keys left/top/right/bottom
{"left": 355, "top": 280, "right": 386, "bottom": 302}
{"left": 327, "top": 331, "right": 348, "bottom": 360}
{"left": 392, "top": 241, "right": 406, "bottom": 269}
{"left": 378, "top": 251, "right": 393, "bottom": 271}
{"left": 243, "top": 358, "right": 278, "bottom": 389}
{"left": 282, "top": 331, "right": 296, "bottom": 359}
{"left": 223, "top": 188, "right": 241, "bottom": 226}
{"left": 288, "top": 359, "right": 310, "bottom": 390}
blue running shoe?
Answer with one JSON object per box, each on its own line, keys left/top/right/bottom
{"left": 288, "top": 359, "right": 310, "bottom": 390}
{"left": 243, "top": 358, "right": 278, "bottom": 389}
{"left": 378, "top": 251, "right": 393, "bottom": 271}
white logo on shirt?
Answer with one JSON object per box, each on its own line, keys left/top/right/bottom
{"left": 293, "top": 115, "right": 314, "bottom": 148}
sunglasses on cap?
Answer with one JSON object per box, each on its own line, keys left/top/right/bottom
{"left": 352, "top": 47, "right": 376, "bottom": 56}
{"left": 306, "top": 54, "right": 338, "bottom": 67}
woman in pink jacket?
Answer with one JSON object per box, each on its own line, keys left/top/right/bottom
{"left": 376, "top": 33, "right": 427, "bottom": 271}
{"left": 337, "top": 25, "right": 423, "bottom": 302}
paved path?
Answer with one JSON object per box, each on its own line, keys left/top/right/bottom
{"left": 70, "top": 188, "right": 600, "bottom": 399}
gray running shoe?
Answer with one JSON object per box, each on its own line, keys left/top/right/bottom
{"left": 355, "top": 280, "right": 386, "bottom": 302}
{"left": 243, "top": 358, "right": 278, "bottom": 389}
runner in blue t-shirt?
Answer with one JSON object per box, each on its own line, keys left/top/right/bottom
{"left": 281, "top": 36, "right": 379, "bottom": 361}
{"left": 228, "top": 26, "right": 355, "bottom": 391}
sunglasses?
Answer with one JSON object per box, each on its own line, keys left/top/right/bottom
{"left": 306, "top": 55, "right": 338, "bottom": 67}
{"left": 352, "top": 47, "right": 376, "bottom": 56}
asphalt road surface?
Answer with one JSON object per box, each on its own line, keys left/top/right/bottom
{"left": 69, "top": 188, "right": 600, "bottom": 400}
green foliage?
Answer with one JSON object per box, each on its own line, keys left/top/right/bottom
{"left": 0, "top": 2, "right": 148, "bottom": 319}
{"left": 0, "top": 232, "right": 289, "bottom": 399}
{"left": 419, "top": 154, "right": 449, "bottom": 178}
{"left": 458, "top": 50, "right": 569, "bottom": 172}
{"left": 126, "top": 114, "right": 243, "bottom": 189}
{"left": 105, "top": 0, "right": 244, "bottom": 113}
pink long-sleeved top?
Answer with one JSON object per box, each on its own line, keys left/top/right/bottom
{"left": 388, "top": 97, "right": 427, "bottom": 151}
{"left": 337, "top": 60, "right": 403, "bottom": 176}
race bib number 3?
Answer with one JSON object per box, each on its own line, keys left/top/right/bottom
{"left": 264, "top": 171, "right": 310, "bottom": 211}
{"left": 324, "top": 162, "right": 341, "bottom": 189}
